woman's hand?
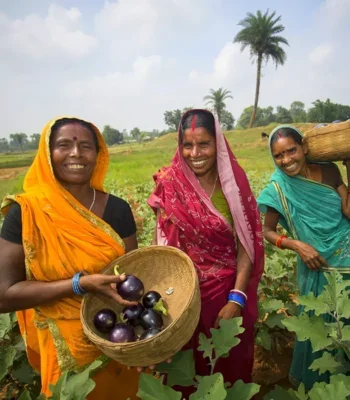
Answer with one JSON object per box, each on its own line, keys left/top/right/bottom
{"left": 294, "top": 241, "right": 328, "bottom": 270}
{"left": 214, "top": 302, "right": 242, "bottom": 329}
{"left": 80, "top": 273, "right": 137, "bottom": 307}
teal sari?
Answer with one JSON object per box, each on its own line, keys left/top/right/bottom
{"left": 257, "top": 127, "right": 350, "bottom": 390}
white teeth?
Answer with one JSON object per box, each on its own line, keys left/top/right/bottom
{"left": 284, "top": 163, "right": 296, "bottom": 171}
{"left": 67, "top": 164, "right": 84, "bottom": 169}
{"left": 192, "top": 161, "right": 206, "bottom": 167}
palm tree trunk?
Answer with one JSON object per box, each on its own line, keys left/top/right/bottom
{"left": 249, "top": 54, "right": 262, "bottom": 129}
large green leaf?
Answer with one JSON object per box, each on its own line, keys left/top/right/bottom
{"left": 198, "top": 332, "right": 214, "bottom": 359}
{"left": 282, "top": 313, "right": 332, "bottom": 351}
{"left": 225, "top": 379, "right": 260, "bottom": 400}
{"left": 137, "top": 373, "right": 181, "bottom": 400}
{"left": 263, "top": 385, "right": 299, "bottom": 400}
{"left": 210, "top": 318, "right": 244, "bottom": 359}
{"left": 13, "top": 355, "right": 38, "bottom": 384}
{"left": 308, "top": 380, "right": 350, "bottom": 400}
{"left": 255, "top": 329, "right": 271, "bottom": 350}
{"left": 261, "top": 298, "right": 284, "bottom": 314}
{"left": 156, "top": 350, "right": 195, "bottom": 387}
{"left": 0, "top": 346, "right": 17, "bottom": 380}
{"left": 49, "top": 359, "right": 103, "bottom": 400}
{"left": 18, "top": 390, "right": 33, "bottom": 400}
{"left": 337, "top": 296, "right": 350, "bottom": 318}
{"left": 339, "top": 325, "right": 350, "bottom": 341}
{"left": 329, "top": 373, "right": 350, "bottom": 389}
{"left": 297, "top": 292, "right": 329, "bottom": 316}
{"left": 264, "top": 312, "right": 285, "bottom": 329}
{"left": 189, "top": 373, "right": 226, "bottom": 400}
{"left": 0, "top": 313, "right": 12, "bottom": 339}
{"left": 309, "top": 351, "right": 343, "bottom": 374}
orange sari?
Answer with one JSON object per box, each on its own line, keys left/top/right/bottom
{"left": 1, "top": 117, "right": 139, "bottom": 399}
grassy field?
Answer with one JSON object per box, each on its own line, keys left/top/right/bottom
{"left": 0, "top": 122, "right": 320, "bottom": 202}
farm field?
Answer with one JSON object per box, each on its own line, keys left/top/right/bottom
{"left": 1, "top": 123, "right": 348, "bottom": 399}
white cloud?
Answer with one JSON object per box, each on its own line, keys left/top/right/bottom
{"left": 319, "top": 0, "right": 350, "bottom": 25}
{"left": 94, "top": 0, "right": 211, "bottom": 57}
{"left": 309, "top": 43, "right": 333, "bottom": 65}
{"left": 0, "top": 5, "right": 97, "bottom": 61}
{"left": 64, "top": 54, "right": 164, "bottom": 99}
{"left": 133, "top": 55, "right": 162, "bottom": 80}
{"left": 94, "top": 0, "right": 158, "bottom": 51}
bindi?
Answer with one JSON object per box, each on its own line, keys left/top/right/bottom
{"left": 73, "top": 136, "right": 78, "bottom": 141}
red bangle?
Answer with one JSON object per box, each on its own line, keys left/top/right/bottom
{"left": 276, "top": 235, "right": 287, "bottom": 249}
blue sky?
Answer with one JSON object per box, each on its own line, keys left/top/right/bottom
{"left": 1, "top": 0, "right": 349, "bottom": 137}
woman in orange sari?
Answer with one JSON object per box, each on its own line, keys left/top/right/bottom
{"left": 0, "top": 117, "right": 140, "bottom": 399}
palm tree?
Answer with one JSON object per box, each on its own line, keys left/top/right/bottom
{"left": 203, "top": 88, "right": 233, "bottom": 123}
{"left": 234, "top": 10, "right": 289, "bottom": 128}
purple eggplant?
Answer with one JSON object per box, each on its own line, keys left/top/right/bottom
{"left": 139, "top": 327, "right": 162, "bottom": 340}
{"left": 93, "top": 309, "right": 116, "bottom": 334}
{"left": 122, "top": 303, "right": 145, "bottom": 326}
{"left": 142, "top": 290, "right": 167, "bottom": 315}
{"left": 108, "top": 323, "right": 136, "bottom": 343}
{"left": 117, "top": 275, "right": 144, "bottom": 301}
{"left": 140, "top": 309, "right": 163, "bottom": 330}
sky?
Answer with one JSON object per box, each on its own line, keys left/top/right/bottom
{"left": 1, "top": 0, "right": 349, "bottom": 138}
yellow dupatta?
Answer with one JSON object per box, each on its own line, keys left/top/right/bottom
{"left": 1, "top": 117, "right": 135, "bottom": 397}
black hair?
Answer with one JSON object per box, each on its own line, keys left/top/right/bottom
{"left": 180, "top": 110, "right": 216, "bottom": 141}
{"left": 50, "top": 118, "right": 99, "bottom": 152}
{"left": 269, "top": 127, "right": 303, "bottom": 150}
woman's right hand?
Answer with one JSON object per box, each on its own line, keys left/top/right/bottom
{"left": 294, "top": 241, "right": 328, "bottom": 270}
{"left": 80, "top": 273, "right": 137, "bottom": 307}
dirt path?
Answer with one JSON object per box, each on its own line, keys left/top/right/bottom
{"left": 0, "top": 167, "right": 28, "bottom": 180}
{"left": 253, "top": 332, "right": 294, "bottom": 399}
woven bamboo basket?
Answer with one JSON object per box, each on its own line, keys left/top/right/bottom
{"left": 81, "top": 245, "right": 201, "bottom": 367}
{"left": 304, "top": 121, "right": 350, "bottom": 162}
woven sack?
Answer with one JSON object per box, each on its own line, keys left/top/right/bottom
{"left": 304, "top": 121, "right": 350, "bottom": 161}
{"left": 81, "top": 245, "right": 201, "bottom": 366}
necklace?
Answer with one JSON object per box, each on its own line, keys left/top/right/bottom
{"left": 209, "top": 174, "right": 218, "bottom": 198}
{"left": 89, "top": 187, "right": 96, "bottom": 211}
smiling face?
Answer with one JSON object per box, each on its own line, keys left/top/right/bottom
{"left": 271, "top": 136, "right": 308, "bottom": 176}
{"left": 50, "top": 123, "right": 98, "bottom": 186}
{"left": 182, "top": 127, "right": 217, "bottom": 177}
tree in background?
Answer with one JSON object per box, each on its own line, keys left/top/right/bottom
{"left": 307, "top": 99, "right": 350, "bottom": 122}
{"left": 102, "top": 125, "right": 123, "bottom": 146}
{"left": 164, "top": 109, "right": 182, "bottom": 131}
{"left": 236, "top": 106, "right": 275, "bottom": 128}
{"left": 220, "top": 110, "right": 235, "bottom": 130}
{"left": 164, "top": 107, "right": 193, "bottom": 131}
{"left": 234, "top": 10, "right": 289, "bottom": 128}
{"left": 26, "top": 133, "right": 41, "bottom": 150}
{"left": 290, "top": 101, "right": 307, "bottom": 122}
{"left": 275, "top": 106, "right": 292, "bottom": 123}
{"left": 203, "top": 88, "right": 233, "bottom": 123}
{"left": 9, "top": 133, "right": 28, "bottom": 152}
{"left": 130, "top": 127, "right": 141, "bottom": 142}
{"left": 0, "top": 138, "right": 9, "bottom": 153}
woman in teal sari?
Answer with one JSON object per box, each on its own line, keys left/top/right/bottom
{"left": 257, "top": 125, "right": 350, "bottom": 390}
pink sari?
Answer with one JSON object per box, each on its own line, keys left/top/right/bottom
{"left": 148, "top": 110, "right": 264, "bottom": 394}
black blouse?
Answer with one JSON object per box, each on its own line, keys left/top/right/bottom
{"left": 0, "top": 194, "right": 136, "bottom": 244}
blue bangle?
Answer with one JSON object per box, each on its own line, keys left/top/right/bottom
{"left": 72, "top": 272, "right": 86, "bottom": 295}
{"left": 227, "top": 292, "right": 246, "bottom": 308}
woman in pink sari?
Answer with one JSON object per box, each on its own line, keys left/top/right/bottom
{"left": 148, "top": 109, "right": 264, "bottom": 395}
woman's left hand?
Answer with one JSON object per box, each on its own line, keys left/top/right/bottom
{"left": 214, "top": 302, "right": 242, "bottom": 328}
